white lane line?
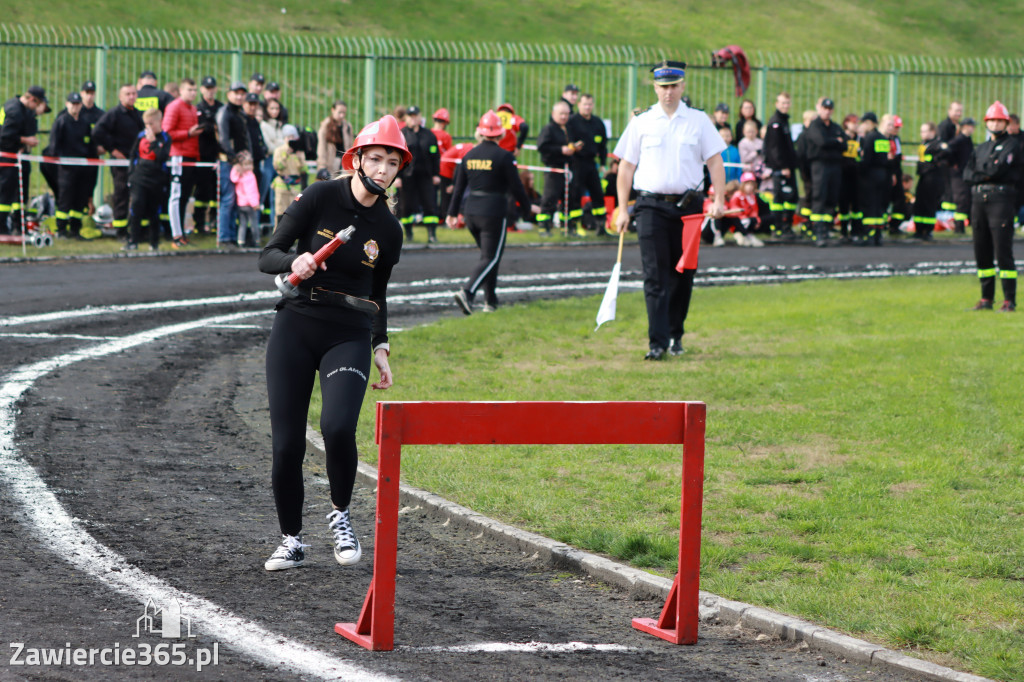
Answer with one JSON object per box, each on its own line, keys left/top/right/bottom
{"left": 403, "top": 641, "right": 636, "bottom": 654}
{"left": 0, "top": 332, "right": 121, "bottom": 341}
{"left": 0, "top": 310, "right": 397, "bottom": 682}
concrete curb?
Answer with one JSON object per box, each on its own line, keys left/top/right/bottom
{"left": 306, "top": 427, "right": 991, "bottom": 682}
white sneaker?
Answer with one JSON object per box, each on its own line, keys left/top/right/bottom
{"left": 264, "top": 534, "right": 309, "bottom": 571}
{"left": 327, "top": 508, "right": 362, "bottom": 566}
{"left": 453, "top": 290, "right": 473, "bottom": 315}
{"left": 712, "top": 233, "right": 726, "bottom": 247}
{"left": 747, "top": 234, "right": 765, "bottom": 247}
{"left": 734, "top": 232, "right": 749, "bottom": 246}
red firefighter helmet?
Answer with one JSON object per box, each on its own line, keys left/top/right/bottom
{"left": 476, "top": 110, "right": 504, "bottom": 138}
{"left": 341, "top": 115, "right": 412, "bottom": 171}
{"left": 432, "top": 107, "right": 450, "bottom": 123}
{"left": 985, "top": 101, "right": 1010, "bottom": 122}
{"left": 497, "top": 103, "right": 516, "bottom": 115}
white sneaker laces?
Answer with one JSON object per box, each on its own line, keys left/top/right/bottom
{"left": 327, "top": 509, "right": 356, "bottom": 549}
{"left": 270, "top": 534, "right": 308, "bottom": 559}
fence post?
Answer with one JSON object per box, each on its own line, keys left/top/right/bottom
{"left": 231, "top": 49, "right": 242, "bottom": 86}
{"left": 888, "top": 69, "right": 899, "bottom": 116}
{"left": 755, "top": 66, "right": 767, "bottom": 120}
{"left": 363, "top": 53, "right": 377, "bottom": 126}
{"left": 627, "top": 61, "right": 638, "bottom": 124}
{"left": 495, "top": 57, "right": 506, "bottom": 109}
{"left": 94, "top": 44, "right": 108, "bottom": 211}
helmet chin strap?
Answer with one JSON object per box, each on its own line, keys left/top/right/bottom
{"left": 357, "top": 168, "right": 388, "bottom": 196}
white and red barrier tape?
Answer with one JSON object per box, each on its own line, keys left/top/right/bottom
{"left": 0, "top": 151, "right": 217, "bottom": 168}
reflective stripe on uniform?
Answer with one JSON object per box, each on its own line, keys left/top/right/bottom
{"left": 978, "top": 268, "right": 997, "bottom": 278}
{"left": 112, "top": 219, "right": 129, "bottom": 228}
{"left": 941, "top": 202, "right": 957, "bottom": 211}
{"left": 69, "top": 210, "right": 84, "bottom": 219}
{"left": 568, "top": 209, "right": 584, "bottom": 219}
{"left": 999, "top": 270, "right": 1018, "bottom": 279}
{"left": 55, "top": 210, "right": 69, "bottom": 220}
{"left": 536, "top": 213, "right": 550, "bottom": 221}
{"left": 591, "top": 206, "right": 607, "bottom": 216}
{"left": 422, "top": 216, "right": 439, "bottom": 224}
{"left": 914, "top": 216, "right": 936, "bottom": 224}
{"left": 810, "top": 213, "right": 832, "bottom": 222}
{"left": 954, "top": 212, "right": 968, "bottom": 221}
{"left": 862, "top": 217, "right": 886, "bottom": 225}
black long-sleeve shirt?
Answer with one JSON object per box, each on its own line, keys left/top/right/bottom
{"left": 963, "top": 132, "right": 1024, "bottom": 186}
{"left": 401, "top": 126, "right": 440, "bottom": 178}
{"left": 258, "top": 178, "right": 402, "bottom": 349}
{"left": 447, "top": 140, "right": 531, "bottom": 217}
{"left": 128, "top": 131, "right": 171, "bottom": 191}
{"left": 763, "top": 109, "right": 797, "bottom": 171}
{"left": 536, "top": 120, "right": 571, "bottom": 168}
{"left": 216, "top": 102, "right": 250, "bottom": 158}
{"left": 803, "top": 117, "right": 846, "bottom": 163}
{"left": 195, "top": 97, "right": 223, "bottom": 161}
{"left": 568, "top": 113, "right": 607, "bottom": 166}
{"left": 0, "top": 97, "right": 38, "bottom": 153}
{"left": 50, "top": 113, "right": 92, "bottom": 159}
{"left": 93, "top": 104, "right": 143, "bottom": 157}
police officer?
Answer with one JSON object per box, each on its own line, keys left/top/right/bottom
{"left": 763, "top": 91, "right": 799, "bottom": 239}
{"left": 804, "top": 97, "right": 847, "bottom": 247}
{"left": 535, "top": 100, "right": 575, "bottom": 236}
{"left": 0, "top": 85, "right": 46, "bottom": 235}
{"left": 913, "top": 121, "right": 950, "bottom": 241}
{"left": 568, "top": 93, "right": 609, "bottom": 236}
{"left": 447, "top": 111, "right": 532, "bottom": 315}
{"left": 963, "top": 101, "right": 1023, "bottom": 312}
{"left": 94, "top": 84, "right": 143, "bottom": 239}
{"left": 50, "top": 92, "right": 93, "bottom": 239}
{"left": 613, "top": 60, "right": 726, "bottom": 360}
{"left": 193, "top": 76, "right": 222, "bottom": 234}
{"left": 398, "top": 105, "right": 442, "bottom": 242}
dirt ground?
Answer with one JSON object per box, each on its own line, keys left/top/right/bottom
{"left": 1, "top": 245, "right": 967, "bottom": 680}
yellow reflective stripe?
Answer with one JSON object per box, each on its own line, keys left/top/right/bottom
{"left": 783, "top": 202, "right": 798, "bottom": 210}
{"left": 69, "top": 210, "right": 84, "bottom": 219}
{"left": 141, "top": 219, "right": 150, "bottom": 226}
{"left": 862, "top": 217, "right": 886, "bottom": 225}
{"left": 874, "top": 139, "right": 890, "bottom": 153}
{"left": 112, "top": 219, "right": 129, "bottom": 228}
{"left": 9, "top": 202, "right": 21, "bottom": 210}
{"left": 914, "top": 217, "right": 936, "bottom": 224}
{"left": 999, "top": 270, "right": 1018, "bottom": 279}
{"left": 890, "top": 213, "right": 905, "bottom": 220}
{"left": 836, "top": 213, "right": 851, "bottom": 221}
{"left": 591, "top": 207, "right": 607, "bottom": 216}
{"left": 954, "top": 213, "right": 968, "bottom": 221}
{"left": 593, "top": 135, "right": 602, "bottom": 143}
{"left": 941, "top": 202, "right": 957, "bottom": 210}
{"left": 422, "top": 216, "right": 439, "bottom": 224}
{"left": 800, "top": 207, "right": 812, "bottom": 216}
{"left": 55, "top": 211, "right": 69, "bottom": 220}
{"left": 978, "top": 268, "right": 997, "bottom": 278}
{"left": 851, "top": 212, "right": 863, "bottom": 219}
{"left": 769, "top": 202, "right": 784, "bottom": 210}
{"left": 400, "top": 216, "right": 414, "bottom": 224}
{"left": 810, "top": 213, "right": 832, "bottom": 221}
{"left": 568, "top": 209, "right": 584, "bottom": 219}
{"left": 159, "top": 213, "right": 170, "bottom": 221}
{"left": 922, "top": 154, "right": 933, "bottom": 162}
{"left": 0, "top": 204, "right": 10, "bottom": 211}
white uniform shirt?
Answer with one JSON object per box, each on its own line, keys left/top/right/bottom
{"left": 613, "top": 102, "right": 726, "bottom": 194}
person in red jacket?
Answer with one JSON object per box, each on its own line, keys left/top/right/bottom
{"left": 727, "top": 172, "right": 765, "bottom": 246}
{"left": 162, "top": 77, "right": 203, "bottom": 248}
{"left": 439, "top": 140, "right": 473, "bottom": 221}
{"left": 431, "top": 108, "right": 453, "bottom": 153}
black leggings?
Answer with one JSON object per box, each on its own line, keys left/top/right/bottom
{"left": 266, "top": 306, "right": 371, "bottom": 536}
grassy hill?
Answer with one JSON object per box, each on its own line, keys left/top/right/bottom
{"left": 4, "top": 0, "right": 1024, "bottom": 60}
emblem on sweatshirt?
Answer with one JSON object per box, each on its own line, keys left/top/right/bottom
{"left": 362, "top": 239, "right": 379, "bottom": 267}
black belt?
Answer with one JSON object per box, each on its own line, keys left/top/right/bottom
{"left": 304, "top": 287, "right": 379, "bottom": 314}
{"left": 638, "top": 191, "right": 685, "bottom": 202}
{"left": 469, "top": 190, "right": 503, "bottom": 197}
{"left": 972, "top": 183, "right": 1014, "bottom": 193}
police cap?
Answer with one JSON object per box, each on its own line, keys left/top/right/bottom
{"left": 244, "top": 92, "right": 260, "bottom": 103}
{"left": 201, "top": 76, "right": 217, "bottom": 88}
{"left": 81, "top": 80, "right": 96, "bottom": 92}
{"left": 407, "top": 105, "right": 421, "bottom": 116}
{"left": 250, "top": 72, "right": 265, "bottom": 84}
{"left": 266, "top": 81, "right": 281, "bottom": 92}
{"left": 651, "top": 60, "right": 686, "bottom": 85}
{"left": 67, "top": 92, "right": 82, "bottom": 104}
{"left": 820, "top": 98, "right": 835, "bottom": 109}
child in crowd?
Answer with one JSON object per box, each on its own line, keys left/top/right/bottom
{"left": 231, "top": 150, "right": 261, "bottom": 247}
{"left": 728, "top": 172, "right": 765, "bottom": 247}
{"left": 271, "top": 124, "right": 307, "bottom": 230}
{"left": 738, "top": 119, "right": 770, "bottom": 190}
{"left": 126, "top": 108, "right": 170, "bottom": 251}
{"left": 719, "top": 127, "right": 742, "bottom": 183}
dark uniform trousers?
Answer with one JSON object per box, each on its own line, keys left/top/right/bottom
{"left": 914, "top": 173, "right": 944, "bottom": 239}
{"left": 838, "top": 163, "right": 861, "bottom": 239}
{"left": 110, "top": 166, "right": 131, "bottom": 236}
{"left": 810, "top": 161, "right": 841, "bottom": 241}
{"left": 570, "top": 159, "right": 607, "bottom": 229}
{"left": 636, "top": 196, "right": 698, "bottom": 351}
{"left": 971, "top": 185, "right": 1017, "bottom": 303}
{"left": 56, "top": 166, "right": 93, "bottom": 237}
{"left": 769, "top": 170, "right": 798, "bottom": 236}
{"left": 538, "top": 170, "right": 566, "bottom": 230}
{"left": 464, "top": 213, "right": 507, "bottom": 307}
{"left": 130, "top": 184, "right": 164, "bottom": 249}
{"left": 399, "top": 173, "right": 440, "bottom": 237}
{"left": 0, "top": 161, "right": 31, "bottom": 234}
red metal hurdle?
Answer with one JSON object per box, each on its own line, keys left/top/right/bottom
{"left": 335, "top": 400, "right": 706, "bottom": 650}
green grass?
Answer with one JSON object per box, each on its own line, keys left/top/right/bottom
{"left": 307, "top": 275, "right": 1024, "bottom": 681}
{"left": 5, "top": 0, "right": 1024, "bottom": 58}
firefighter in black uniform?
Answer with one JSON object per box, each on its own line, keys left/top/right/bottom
{"left": 884, "top": 115, "right": 908, "bottom": 237}
{"left": 804, "top": 97, "right": 847, "bottom": 247}
{"left": 568, "top": 93, "right": 609, "bottom": 236}
{"left": 938, "top": 101, "right": 964, "bottom": 231}
{"left": 837, "top": 113, "right": 862, "bottom": 243}
{"left": 398, "top": 105, "right": 441, "bottom": 242}
{"left": 50, "top": 92, "right": 94, "bottom": 239}
{"left": 948, "top": 117, "right": 976, "bottom": 234}
{"left": 964, "top": 101, "right": 1023, "bottom": 312}
{"left": 448, "top": 111, "right": 533, "bottom": 315}
{"left": 41, "top": 80, "right": 103, "bottom": 212}
{"left": 0, "top": 85, "right": 46, "bottom": 235}
{"left": 913, "top": 122, "right": 950, "bottom": 241}
{"left": 536, "top": 100, "right": 575, "bottom": 236}
{"left": 94, "top": 84, "right": 143, "bottom": 239}
{"left": 135, "top": 70, "right": 174, "bottom": 114}
{"left": 763, "top": 92, "right": 799, "bottom": 239}
{"left": 193, "top": 76, "right": 222, "bottom": 234}
{"left": 857, "top": 112, "right": 890, "bottom": 246}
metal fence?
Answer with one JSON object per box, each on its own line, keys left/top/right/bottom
{"left": 4, "top": 23, "right": 1024, "bottom": 165}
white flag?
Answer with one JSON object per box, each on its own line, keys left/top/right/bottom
{"left": 594, "top": 261, "right": 622, "bottom": 331}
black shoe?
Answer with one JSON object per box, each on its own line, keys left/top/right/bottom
{"left": 644, "top": 347, "right": 666, "bottom": 361}
{"left": 668, "top": 339, "right": 684, "bottom": 356}
{"left": 264, "top": 534, "right": 308, "bottom": 571}
{"left": 970, "top": 299, "right": 993, "bottom": 311}
{"left": 998, "top": 301, "right": 1016, "bottom": 313}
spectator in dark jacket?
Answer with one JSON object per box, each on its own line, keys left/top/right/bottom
{"left": 763, "top": 92, "right": 799, "bottom": 238}
{"left": 535, "top": 100, "right": 575, "bottom": 236}
{"left": 126, "top": 108, "right": 170, "bottom": 251}
{"left": 93, "top": 84, "right": 143, "bottom": 238}
{"left": 215, "top": 81, "right": 251, "bottom": 246}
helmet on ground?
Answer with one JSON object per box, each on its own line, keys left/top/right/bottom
{"left": 740, "top": 171, "right": 757, "bottom": 184}
{"left": 341, "top": 115, "right": 412, "bottom": 171}
{"left": 93, "top": 203, "right": 113, "bottom": 225}
{"left": 985, "top": 101, "right": 1010, "bottom": 122}
{"left": 476, "top": 110, "right": 505, "bottom": 138}
{"left": 432, "top": 108, "right": 449, "bottom": 123}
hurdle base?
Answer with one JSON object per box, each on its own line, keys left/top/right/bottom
{"left": 335, "top": 623, "right": 391, "bottom": 651}
{"left": 631, "top": 617, "right": 696, "bottom": 645}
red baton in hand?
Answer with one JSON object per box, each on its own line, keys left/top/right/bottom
{"left": 275, "top": 225, "right": 356, "bottom": 297}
